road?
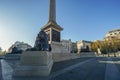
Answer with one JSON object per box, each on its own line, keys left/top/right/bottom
{"left": 0, "top": 57, "right": 120, "bottom": 80}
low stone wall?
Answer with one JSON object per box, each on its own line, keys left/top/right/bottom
{"left": 50, "top": 42, "right": 78, "bottom": 62}
{"left": 80, "top": 52, "right": 96, "bottom": 57}
{"left": 100, "top": 51, "right": 120, "bottom": 57}
{"left": 0, "top": 55, "right": 5, "bottom": 59}
{"left": 52, "top": 53, "right": 80, "bottom": 62}
{"left": 51, "top": 42, "right": 69, "bottom": 53}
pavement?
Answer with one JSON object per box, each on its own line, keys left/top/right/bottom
{"left": 50, "top": 57, "right": 106, "bottom": 80}
{"left": 0, "top": 57, "right": 120, "bottom": 80}
{"left": 0, "top": 60, "right": 2, "bottom": 80}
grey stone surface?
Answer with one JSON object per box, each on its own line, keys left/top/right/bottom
{"left": 51, "top": 57, "right": 92, "bottom": 72}
{"left": 0, "top": 60, "right": 3, "bottom": 80}
{"left": 41, "top": 0, "right": 63, "bottom": 43}
{"left": 49, "top": 0, "right": 56, "bottom": 22}
{"left": 52, "top": 53, "right": 80, "bottom": 62}
{"left": 105, "top": 57, "right": 120, "bottom": 80}
{"left": 1, "top": 59, "right": 13, "bottom": 80}
{"left": 50, "top": 58, "right": 94, "bottom": 79}
{"left": 1, "top": 57, "right": 120, "bottom": 80}
{"left": 20, "top": 51, "right": 52, "bottom": 66}
{"left": 13, "top": 51, "right": 53, "bottom": 77}
{"left": 50, "top": 57, "right": 107, "bottom": 80}
{"left": 5, "top": 54, "right": 21, "bottom": 60}
{"left": 113, "top": 57, "right": 120, "bottom": 72}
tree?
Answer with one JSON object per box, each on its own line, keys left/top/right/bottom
{"left": 91, "top": 37, "right": 120, "bottom": 57}
{"left": 91, "top": 40, "right": 103, "bottom": 54}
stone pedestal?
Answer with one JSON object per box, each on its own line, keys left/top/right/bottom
{"left": 50, "top": 41, "right": 69, "bottom": 54}
{"left": 13, "top": 51, "right": 53, "bottom": 77}
{"left": 5, "top": 53, "right": 21, "bottom": 60}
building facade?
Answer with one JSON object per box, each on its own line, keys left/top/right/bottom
{"left": 8, "top": 41, "right": 32, "bottom": 53}
{"left": 104, "top": 28, "right": 120, "bottom": 40}
{"left": 77, "top": 40, "right": 92, "bottom": 53}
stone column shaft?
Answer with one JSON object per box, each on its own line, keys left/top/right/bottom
{"left": 49, "top": 0, "right": 56, "bottom": 22}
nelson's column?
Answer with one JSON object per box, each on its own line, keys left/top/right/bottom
{"left": 41, "top": 0, "right": 63, "bottom": 44}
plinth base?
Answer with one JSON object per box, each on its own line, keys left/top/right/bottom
{"left": 5, "top": 53, "right": 21, "bottom": 60}
{"left": 13, "top": 51, "right": 53, "bottom": 77}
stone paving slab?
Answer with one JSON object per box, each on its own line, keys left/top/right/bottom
{"left": 105, "top": 58, "right": 120, "bottom": 80}
{"left": 0, "top": 60, "right": 3, "bottom": 80}
{"left": 51, "top": 57, "right": 92, "bottom": 73}
{"left": 0, "top": 57, "right": 93, "bottom": 80}
{"left": 49, "top": 58, "right": 94, "bottom": 79}
{"left": 50, "top": 57, "right": 106, "bottom": 80}
{"left": 1, "top": 60, "right": 13, "bottom": 80}
{"left": 1, "top": 57, "right": 120, "bottom": 80}
{"left": 113, "top": 57, "right": 120, "bottom": 73}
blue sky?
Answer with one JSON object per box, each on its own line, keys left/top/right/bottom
{"left": 0, "top": 0, "right": 120, "bottom": 50}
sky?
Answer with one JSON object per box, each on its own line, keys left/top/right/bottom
{"left": 0, "top": 0, "right": 120, "bottom": 51}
